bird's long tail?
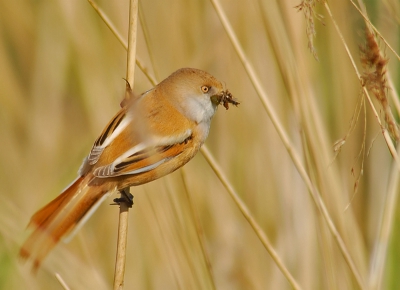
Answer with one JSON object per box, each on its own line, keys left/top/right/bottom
{"left": 20, "top": 176, "right": 108, "bottom": 270}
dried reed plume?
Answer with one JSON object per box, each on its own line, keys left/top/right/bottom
{"left": 360, "top": 29, "right": 399, "bottom": 141}
{"left": 295, "top": 0, "right": 324, "bottom": 60}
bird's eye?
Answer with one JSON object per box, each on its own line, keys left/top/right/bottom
{"left": 201, "top": 86, "right": 210, "bottom": 93}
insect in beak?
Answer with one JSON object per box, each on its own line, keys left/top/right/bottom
{"left": 211, "top": 90, "right": 240, "bottom": 110}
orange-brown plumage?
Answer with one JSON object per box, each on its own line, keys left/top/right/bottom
{"left": 20, "top": 68, "right": 237, "bottom": 270}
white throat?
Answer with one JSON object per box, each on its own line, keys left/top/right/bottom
{"left": 182, "top": 94, "right": 217, "bottom": 124}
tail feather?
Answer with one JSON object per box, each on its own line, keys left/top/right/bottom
{"left": 28, "top": 177, "right": 85, "bottom": 229}
{"left": 20, "top": 176, "right": 106, "bottom": 271}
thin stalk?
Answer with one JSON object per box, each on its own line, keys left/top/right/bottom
{"left": 87, "top": 0, "right": 157, "bottom": 86}
{"left": 113, "top": 199, "right": 131, "bottom": 290}
{"left": 113, "top": 0, "right": 138, "bottom": 289}
{"left": 368, "top": 146, "right": 400, "bottom": 289}
{"left": 180, "top": 170, "right": 216, "bottom": 290}
{"left": 200, "top": 146, "right": 302, "bottom": 290}
{"left": 124, "top": 0, "right": 139, "bottom": 97}
{"left": 55, "top": 273, "right": 71, "bottom": 290}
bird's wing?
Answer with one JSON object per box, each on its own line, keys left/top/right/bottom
{"left": 92, "top": 132, "right": 192, "bottom": 178}
{"left": 88, "top": 108, "right": 130, "bottom": 165}
{"left": 82, "top": 92, "right": 195, "bottom": 178}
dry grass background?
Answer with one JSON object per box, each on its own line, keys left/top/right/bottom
{"left": 0, "top": 0, "right": 399, "bottom": 289}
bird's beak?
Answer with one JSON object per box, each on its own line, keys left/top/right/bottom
{"left": 210, "top": 93, "right": 221, "bottom": 106}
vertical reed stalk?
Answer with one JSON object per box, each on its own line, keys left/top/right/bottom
{"left": 113, "top": 0, "right": 139, "bottom": 289}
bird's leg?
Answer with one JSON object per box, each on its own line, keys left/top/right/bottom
{"left": 112, "top": 188, "right": 134, "bottom": 208}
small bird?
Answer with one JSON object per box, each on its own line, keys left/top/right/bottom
{"left": 20, "top": 68, "right": 238, "bottom": 270}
